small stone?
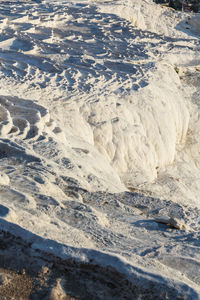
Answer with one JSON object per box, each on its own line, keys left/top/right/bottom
{"left": 154, "top": 215, "right": 185, "bottom": 230}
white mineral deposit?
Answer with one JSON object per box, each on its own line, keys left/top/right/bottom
{"left": 0, "top": 0, "right": 200, "bottom": 298}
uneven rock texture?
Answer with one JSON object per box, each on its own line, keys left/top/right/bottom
{"left": 0, "top": 0, "right": 200, "bottom": 298}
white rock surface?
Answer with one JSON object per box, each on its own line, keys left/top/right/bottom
{"left": 0, "top": 173, "right": 9, "bottom": 186}
{"left": 0, "top": 0, "right": 200, "bottom": 298}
